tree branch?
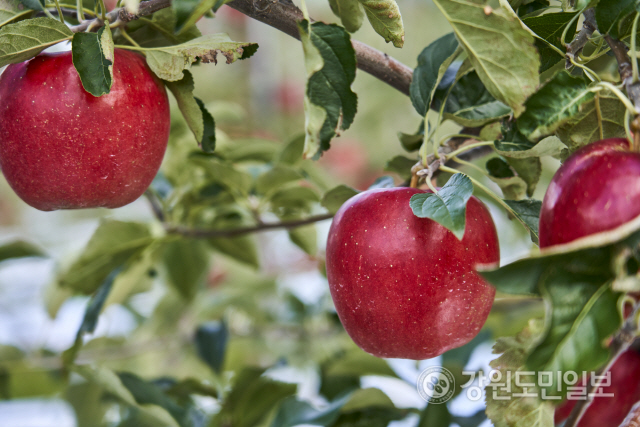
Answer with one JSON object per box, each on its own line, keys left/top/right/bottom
{"left": 565, "top": 8, "right": 596, "bottom": 68}
{"left": 225, "top": 0, "right": 413, "bottom": 96}
{"left": 165, "top": 213, "right": 334, "bottom": 238}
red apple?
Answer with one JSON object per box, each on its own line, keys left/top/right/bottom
{"left": 539, "top": 138, "right": 638, "bottom": 247}
{"left": 554, "top": 348, "right": 640, "bottom": 426}
{"left": 104, "top": 0, "right": 118, "bottom": 12}
{"left": 0, "top": 49, "right": 170, "bottom": 211}
{"left": 326, "top": 187, "right": 500, "bottom": 359}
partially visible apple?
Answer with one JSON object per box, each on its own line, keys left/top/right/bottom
{"left": 104, "top": 0, "right": 118, "bottom": 11}
{"left": 0, "top": 49, "right": 170, "bottom": 211}
{"left": 326, "top": 187, "right": 500, "bottom": 359}
{"left": 554, "top": 348, "right": 640, "bottom": 426}
{"left": 539, "top": 138, "right": 639, "bottom": 247}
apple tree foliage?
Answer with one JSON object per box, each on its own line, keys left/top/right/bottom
{"left": 2, "top": 0, "right": 640, "bottom": 425}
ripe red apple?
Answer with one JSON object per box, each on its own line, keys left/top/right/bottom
{"left": 0, "top": 49, "right": 170, "bottom": 211}
{"left": 554, "top": 348, "right": 640, "bottom": 426}
{"left": 539, "top": 138, "right": 639, "bottom": 247}
{"left": 326, "top": 187, "right": 500, "bottom": 359}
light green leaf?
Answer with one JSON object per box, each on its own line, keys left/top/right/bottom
{"left": 321, "top": 185, "right": 359, "bottom": 214}
{"left": 504, "top": 199, "right": 541, "bottom": 244}
{"left": 518, "top": 71, "right": 594, "bottom": 140}
{"left": 432, "top": 0, "right": 539, "bottom": 116}
{"left": 410, "top": 32, "right": 460, "bottom": 116}
{"left": 256, "top": 166, "right": 303, "bottom": 195}
{"left": 144, "top": 33, "right": 258, "bottom": 81}
{"left": 358, "top": 0, "right": 404, "bottom": 47}
{"left": 487, "top": 158, "right": 528, "bottom": 201}
{"left": 195, "top": 97, "right": 216, "bottom": 152}
{"left": 190, "top": 155, "right": 253, "bottom": 196}
{"left": 271, "top": 394, "right": 352, "bottom": 427}
{"left": 71, "top": 25, "right": 114, "bottom": 97}
{"left": 409, "top": 173, "right": 473, "bottom": 240}
{"left": 495, "top": 135, "right": 566, "bottom": 158}
{"left": 0, "top": 17, "right": 72, "bottom": 67}
{"left": 103, "top": 243, "right": 160, "bottom": 308}
{"left": 507, "top": 156, "right": 541, "bottom": 197}
{"left": 288, "top": 224, "right": 317, "bottom": 255}
{"left": 0, "top": 0, "right": 32, "bottom": 28}
{"left": 298, "top": 20, "right": 357, "bottom": 159}
{"left": 384, "top": 155, "right": 416, "bottom": 181}
{"left": 329, "top": 0, "right": 364, "bottom": 33}
{"left": 556, "top": 90, "right": 627, "bottom": 152}
{"left": 269, "top": 186, "right": 320, "bottom": 214}
{"left": 55, "top": 221, "right": 153, "bottom": 294}
{"left": 163, "top": 239, "right": 210, "bottom": 300}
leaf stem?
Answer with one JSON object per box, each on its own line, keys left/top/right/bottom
{"left": 593, "top": 82, "right": 638, "bottom": 113}
{"left": 445, "top": 140, "right": 494, "bottom": 159}
{"left": 98, "top": 0, "right": 106, "bottom": 21}
{"left": 116, "top": 28, "right": 141, "bottom": 48}
{"left": 299, "top": 0, "right": 309, "bottom": 21}
{"left": 76, "top": 0, "right": 85, "bottom": 21}
{"left": 632, "top": 13, "right": 640, "bottom": 83}
{"left": 51, "top": 0, "right": 65, "bottom": 23}
{"left": 451, "top": 156, "right": 487, "bottom": 176}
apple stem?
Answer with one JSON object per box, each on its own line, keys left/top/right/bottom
{"left": 632, "top": 116, "right": 640, "bottom": 152}
{"left": 564, "top": 301, "right": 640, "bottom": 427}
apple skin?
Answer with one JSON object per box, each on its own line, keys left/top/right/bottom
{"left": 0, "top": 49, "right": 170, "bottom": 211}
{"left": 554, "top": 348, "right": 640, "bottom": 426}
{"left": 326, "top": 187, "right": 500, "bottom": 360}
{"left": 539, "top": 138, "right": 639, "bottom": 247}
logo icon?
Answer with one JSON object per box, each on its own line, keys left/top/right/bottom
{"left": 417, "top": 366, "right": 455, "bottom": 403}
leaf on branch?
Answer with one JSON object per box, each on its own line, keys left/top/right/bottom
{"left": 504, "top": 199, "right": 541, "bottom": 244}
{"left": 195, "top": 320, "right": 229, "bottom": 374}
{"left": 298, "top": 21, "right": 358, "bottom": 159}
{"left": 486, "top": 157, "right": 527, "bottom": 201}
{"left": 522, "top": 12, "right": 578, "bottom": 73}
{"left": 410, "top": 32, "right": 460, "bottom": 116}
{"left": 358, "top": 0, "right": 404, "bottom": 47}
{"left": 384, "top": 155, "right": 415, "bottom": 181}
{"left": 321, "top": 185, "right": 359, "bottom": 214}
{"left": 272, "top": 394, "right": 352, "bottom": 427}
{"left": 329, "top": 0, "right": 365, "bottom": 33}
{"left": 0, "top": 17, "right": 72, "bottom": 68}
{"left": 0, "top": 240, "right": 45, "bottom": 262}
{"left": 255, "top": 166, "right": 304, "bottom": 196}
{"left": 397, "top": 120, "right": 425, "bottom": 152}
{"left": 556, "top": 90, "right": 627, "bottom": 152}
{"left": 485, "top": 319, "right": 555, "bottom": 427}
{"left": 174, "top": 0, "right": 217, "bottom": 35}
{"left": 72, "top": 26, "right": 115, "bottom": 97}
{"left": 163, "top": 239, "right": 210, "bottom": 300}
{"left": 55, "top": 220, "right": 154, "bottom": 294}
{"left": 144, "top": 33, "right": 259, "bottom": 81}
{"left": 507, "top": 156, "right": 540, "bottom": 197}
{"left": 288, "top": 223, "right": 317, "bottom": 255}
{"left": 518, "top": 71, "right": 594, "bottom": 140}
{"left": 409, "top": 173, "right": 473, "bottom": 240}
{"left": 495, "top": 135, "right": 566, "bottom": 159}
{"left": 595, "top": 0, "right": 636, "bottom": 39}
{"left": 0, "top": 0, "right": 33, "bottom": 28}
{"left": 431, "top": 0, "right": 539, "bottom": 117}
{"left": 195, "top": 97, "right": 216, "bottom": 152}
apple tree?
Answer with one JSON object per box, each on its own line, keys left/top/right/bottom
{"left": 1, "top": 0, "right": 640, "bottom": 426}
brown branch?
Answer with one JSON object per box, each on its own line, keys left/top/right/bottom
{"left": 165, "top": 213, "right": 334, "bottom": 238}
{"left": 225, "top": 0, "right": 413, "bottom": 96}
{"left": 564, "top": 303, "right": 640, "bottom": 427}
{"left": 565, "top": 8, "right": 596, "bottom": 68}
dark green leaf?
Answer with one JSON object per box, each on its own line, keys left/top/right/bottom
{"left": 495, "top": 135, "right": 566, "bottom": 158}
{"left": 384, "top": 156, "right": 416, "bottom": 181}
{"left": 452, "top": 410, "right": 487, "bottom": 427}
{"left": 298, "top": 21, "right": 357, "bottom": 159}
{"left": 418, "top": 403, "right": 451, "bottom": 427}
{"left": 487, "top": 158, "right": 527, "bottom": 200}
{"left": 595, "top": 0, "right": 636, "bottom": 38}
{"left": 195, "top": 321, "right": 228, "bottom": 374}
{"left": 174, "top": 0, "right": 217, "bottom": 35}
{"left": 486, "top": 157, "right": 515, "bottom": 178}
{"left": 271, "top": 393, "right": 351, "bottom": 427}
{"left": 397, "top": 121, "right": 425, "bottom": 152}
{"left": 18, "top": 0, "right": 42, "bottom": 10}
{"left": 518, "top": 71, "right": 594, "bottom": 140}
{"left": 71, "top": 25, "right": 114, "bottom": 97}
{"left": 410, "top": 32, "right": 460, "bottom": 116}
{"left": 523, "top": 12, "right": 578, "bottom": 72}
{"left": 504, "top": 199, "right": 542, "bottom": 244}
{"left": 368, "top": 176, "right": 395, "bottom": 189}
{"left": 409, "top": 173, "right": 473, "bottom": 239}
{"left": 321, "top": 185, "right": 359, "bottom": 214}
{"left": 163, "top": 239, "right": 210, "bottom": 300}
{"left": 195, "top": 97, "right": 216, "bottom": 152}
{"left": 0, "top": 17, "right": 73, "bottom": 67}
{"left": 507, "top": 156, "right": 541, "bottom": 197}
{"left": 0, "top": 240, "right": 45, "bottom": 262}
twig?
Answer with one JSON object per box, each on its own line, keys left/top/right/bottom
{"left": 226, "top": 0, "right": 413, "bottom": 96}
{"left": 566, "top": 8, "right": 597, "bottom": 69}
{"left": 604, "top": 35, "right": 640, "bottom": 114}
{"left": 144, "top": 190, "right": 165, "bottom": 222}
{"left": 69, "top": 0, "right": 171, "bottom": 32}
{"left": 564, "top": 302, "right": 640, "bottom": 427}
{"left": 165, "top": 213, "right": 334, "bottom": 238}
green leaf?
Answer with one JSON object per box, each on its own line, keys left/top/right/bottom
{"left": 556, "top": 90, "right": 627, "bottom": 152}
{"left": 518, "top": 71, "right": 594, "bottom": 140}
{"left": 0, "top": 240, "right": 45, "bottom": 261}
{"left": 440, "top": 71, "right": 512, "bottom": 127}
{"left": 175, "top": 0, "right": 217, "bottom": 35}
{"left": 397, "top": 121, "right": 425, "bottom": 152}
{"left": 527, "top": 277, "right": 620, "bottom": 394}
{"left": 55, "top": 220, "right": 154, "bottom": 294}
{"left": 288, "top": 224, "right": 317, "bottom": 255}
{"left": 166, "top": 73, "right": 204, "bottom": 145}
{"left": 195, "top": 97, "right": 216, "bottom": 152}
{"left": 523, "top": 12, "right": 578, "bottom": 72}
{"left": 278, "top": 135, "right": 305, "bottom": 165}
{"left": 72, "top": 25, "right": 114, "bottom": 97}
{"left": 384, "top": 155, "right": 415, "bottom": 181}
{"left": 418, "top": 403, "right": 451, "bottom": 427}
{"left": 486, "top": 319, "right": 555, "bottom": 427}
{"left": 190, "top": 155, "right": 252, "bottom": 196}
{"left": 507, "top": 156, "right": 541, "bottom": 197}
{"left": 209, "top": 235, "right": 259, "bottom": 268}
{"left": 163, "top": 239, "right": 210, "bottom": 300}
{"left": 321, "top": 185, "right": 359, "bottom": 214}
{"left": 368, "top": 176, "right": 394, "bottom": 189}
{"left": 255, "top": 166, "right": 303, "bottom": 195}
{"left": 0, "top": 0, "right": 33, "bottom": 28}
{"left": 495, "top": 135, "right": 566, "bottom": 158}
{"left": 487, "top": 158, "right": 527, "bottom": 201}
{"left": 104, "top": 243, "right": 160, "bottom": 308}
{"left": 431, "top": 0, "right": 539, "bottom": 117}
{"left": 272, "top": 394, "right": 352, "bottom": 427}
{"left": 358, "top": 0, "right": 404, "bottom": 47}
{"left": 595, "top": 0, "right": 636, "bottom": 38}
{"left": 18, "top": 0, "right": 41, "bottom": 11}
{"left": 329, "top": 0, "right": 364, "bottom": 33}
{"left": 504, "top": 199, "right": 541, "bottom": 244}
{"left": 0, "top": 17, "right": 72, "bottom": 67}
{"left": 298, "top": 21, "right": 358, "bottom": 159}
{"left": 410, "top": 32, "right": 460, "bottom": 116}
{"left": 144, "top": 33, "right": 258, "bottom": 81}
{"left": 195, "top": 321, "right": 228, "bottom": 373}
{"left": 409, "top": 173, "right": 473, "bottom": 240}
